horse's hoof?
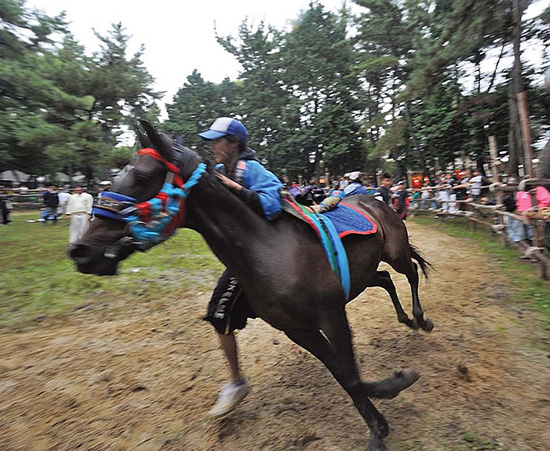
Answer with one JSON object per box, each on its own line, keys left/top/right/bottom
{"left": 411, "top": 318, "right": 421, "bottom": 329}
{"left": 421, "top": 318, "right": 434, "bottom": 332}
{"left": 367, "top": 432, "right": 388, "bottom": 451}
{"left": 394, "top": 368, "right": 420, "bottom": 388}
{"left": 369, "top": 368, "right": 419, "bottom": 399}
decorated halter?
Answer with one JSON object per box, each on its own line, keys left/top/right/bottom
{"left": 93, "top": 148, "right": 206, "bottom": 252}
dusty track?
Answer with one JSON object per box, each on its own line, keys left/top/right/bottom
{"left": 1, "top": 222, "right": 549, "bottom": 450}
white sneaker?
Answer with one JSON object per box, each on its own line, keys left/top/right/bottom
{"left": 207, "top": 380, "right": 250, "bottom": 418}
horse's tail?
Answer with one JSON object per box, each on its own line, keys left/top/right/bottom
{"left": 410, "top": 244, "right": 432, "bottom": 279}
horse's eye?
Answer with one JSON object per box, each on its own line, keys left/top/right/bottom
{"left": 135, "top": 171, "right": 153, "bottom": 182}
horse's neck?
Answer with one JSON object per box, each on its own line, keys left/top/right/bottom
{"left": 185, "top": 174, "right": 273, "bottom": 272}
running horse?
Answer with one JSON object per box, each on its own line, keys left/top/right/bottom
{"left": 70, "top": 121, "right": 433, "bottom": 450}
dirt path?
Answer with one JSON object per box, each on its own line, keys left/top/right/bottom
{"left": 1, "top": 222, "right": 549, "bottom": 450}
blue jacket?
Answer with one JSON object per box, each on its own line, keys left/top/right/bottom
{"left": 216, "top": 148, "right": 282, "bottom": 220}
{"left": 343, "top": 182, "right": 368, "bottom": 197}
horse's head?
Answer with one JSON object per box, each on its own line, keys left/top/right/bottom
{"left": 69, "top": 120, "right": 203, "bottom": 275}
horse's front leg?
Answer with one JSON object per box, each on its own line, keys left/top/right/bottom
{"left": 285, "top": 308, "right": 418, "bottom": 450}
{"left": 285, "top": 326, "right": 389, "bottom": 450}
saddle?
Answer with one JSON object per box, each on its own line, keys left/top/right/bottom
{"left": 281, "top": 196, "right": 377, "bottom": 301}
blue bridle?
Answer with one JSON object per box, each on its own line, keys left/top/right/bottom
{"left": 93, "top": 153, "right": 206, "bottom": 252}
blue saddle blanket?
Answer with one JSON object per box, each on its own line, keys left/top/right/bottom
{"left": 321, "top": 201, "right": 377, "bottom": 238}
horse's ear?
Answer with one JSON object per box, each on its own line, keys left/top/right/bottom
{"left": 137, "top": 120, "right": 174, "bottom": 162}
{"left": 136, "top": 121, "right": 153, "bottom": 149}
{"left": 137, "top": 120, "right": 162, "bottom": 150}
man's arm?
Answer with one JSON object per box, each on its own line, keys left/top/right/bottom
{"left": 241, "top": 161, "right": 283, "bottom": 220}
{"left": 215, "top": 171, "right": 264, "bottom": 216}
{"left": 66, "top": 195, "right": 73, "bottom": 216}
{"left": 85, "top": 194, "right": 93, "bottom": 215}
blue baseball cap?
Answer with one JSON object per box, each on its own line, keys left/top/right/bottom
{"left": 198, "top": 117, "right": 248, "bottom": 142}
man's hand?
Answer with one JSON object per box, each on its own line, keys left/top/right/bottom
{"left": 215, "top": 171, "right": 242, "bottom": 192}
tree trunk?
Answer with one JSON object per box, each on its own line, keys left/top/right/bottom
{"left": 508, "top": 0, "right": 524, "bottom": 178}
{"left": 537, "top": 139, "right": 550, "bottom": 179}
{"left": 403, "top": 101, "right": 426, "bottom": 170}
{"left": 508, "top": 86, "right": 522, "bottom": 177}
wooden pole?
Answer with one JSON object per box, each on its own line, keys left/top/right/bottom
{"left": 488, "top": 135, "right": 503, "bottom": 204}
{"left": 517, "top": 91, "right": 535, "bottom": 178}
{"left": 488, "top": 136, "right": 500, "bottom": 183}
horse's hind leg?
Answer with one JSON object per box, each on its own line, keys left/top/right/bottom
{"left": 406, "top": 262, "right": 434, "bottom": 332}
{"left": 372, "top": 270, "right": 418, "bottom": 330}
{"left": 386, "top": 255, "right": 433, "bottom": 332}
{"left": 285, "top": 308, "right": 418, "bottom": 450}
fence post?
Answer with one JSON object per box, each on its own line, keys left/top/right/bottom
{"left": 488, "top": 136, "right": 503, "bottom": 205}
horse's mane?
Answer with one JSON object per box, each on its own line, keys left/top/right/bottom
{"left": 158, "top": 132, "right": 214, "bottom": 179}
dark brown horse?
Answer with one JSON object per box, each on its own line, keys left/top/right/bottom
{"left": 70, "top": 121, "right": 432, "bottom": 450}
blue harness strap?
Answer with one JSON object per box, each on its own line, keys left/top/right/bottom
{"left": 319, "top": 215, "right": 350, "bottom": 301}
{"left": 285, "top": 200, "right": 350, "bottom": 301}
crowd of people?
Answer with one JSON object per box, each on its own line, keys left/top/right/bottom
{"left": 284, "top": 168, "right": 490, "bottom": 221}
{"left": 12, "top": 184, "right": 102, "bottom": 245}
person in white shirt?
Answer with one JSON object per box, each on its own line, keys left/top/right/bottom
{"left": 66, "top": 185, "right": 94, "bottom": 245}
{"left": 469, "top": 169, "right": 483, "bottom": 200}
{"left": 437, "top": 174, "right": 451, "bottom": 212}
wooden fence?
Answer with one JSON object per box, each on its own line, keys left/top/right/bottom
{"left": 411, "top": 180, "right": 550, "bottom": 279}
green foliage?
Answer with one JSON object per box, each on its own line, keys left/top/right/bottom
{"left": 165, "top": 4, "right": 365, "bottom": 179}
{"left": 0, "top": 1, "right": 161, "bottom": 179}
{"left": 2, "top": 0, "right": 550, "bottom": 182}
{"left": 163, "top": 70, "right": 239, "bottom": 150}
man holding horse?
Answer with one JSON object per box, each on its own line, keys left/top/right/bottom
{"left": 198, "top": 117, "right": 283, "bottom": 417}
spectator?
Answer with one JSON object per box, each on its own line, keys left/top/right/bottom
{"left": 469, "top": 169, "right": 483, "bottom": 201}
{"left": 43, "top": 185, "right": 59, "bottom": 224}
{"left": 437, "top": 174, "right": 452, "bottom": 214}
{"left": 66, "top": 185, "right": 93, "bottom": 245}
{"left": 308, "top": 177, "right": 327, "bottom": 204}
{"left": 0, "top": 188, "right": 12, "bottom": 225}
{"left": 454, "top": 171, "right": 469, "bottom": 211}
{"left": 375, "top": 172, "right": 392, "bottom": 206}
{"left": 99, "top": 181, "right": 112, "bottom": 198}
{"left": 508, "top": 189, "right": 535, "bottom": 243}
{"left": 420, "top": 178, "right": 431, "bottom": 210}
{"left": 57, "top": 187, "right": 71, "bottom": 218}
{"left": 393, "top": 181, "right": 410, "bottom": 220}
{"left": 447, "top": 172, "right": 458, "bottom": 213}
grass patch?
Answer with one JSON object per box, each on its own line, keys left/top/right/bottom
{"left": 412, "top": 213, "right": 550, "bottom": 333}
{"left": 456, "top": 432, "right": 500, "bottom": 450}
{"left": 0, "top": 212, "right": 224, "bottom": 328}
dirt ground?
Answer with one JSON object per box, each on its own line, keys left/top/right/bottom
{"left": 1, "top": 222, "right": 549, "bottom": 450}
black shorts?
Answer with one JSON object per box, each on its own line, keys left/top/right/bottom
{"left": 203, "top": 270, "right": 256, "bottom": 335}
